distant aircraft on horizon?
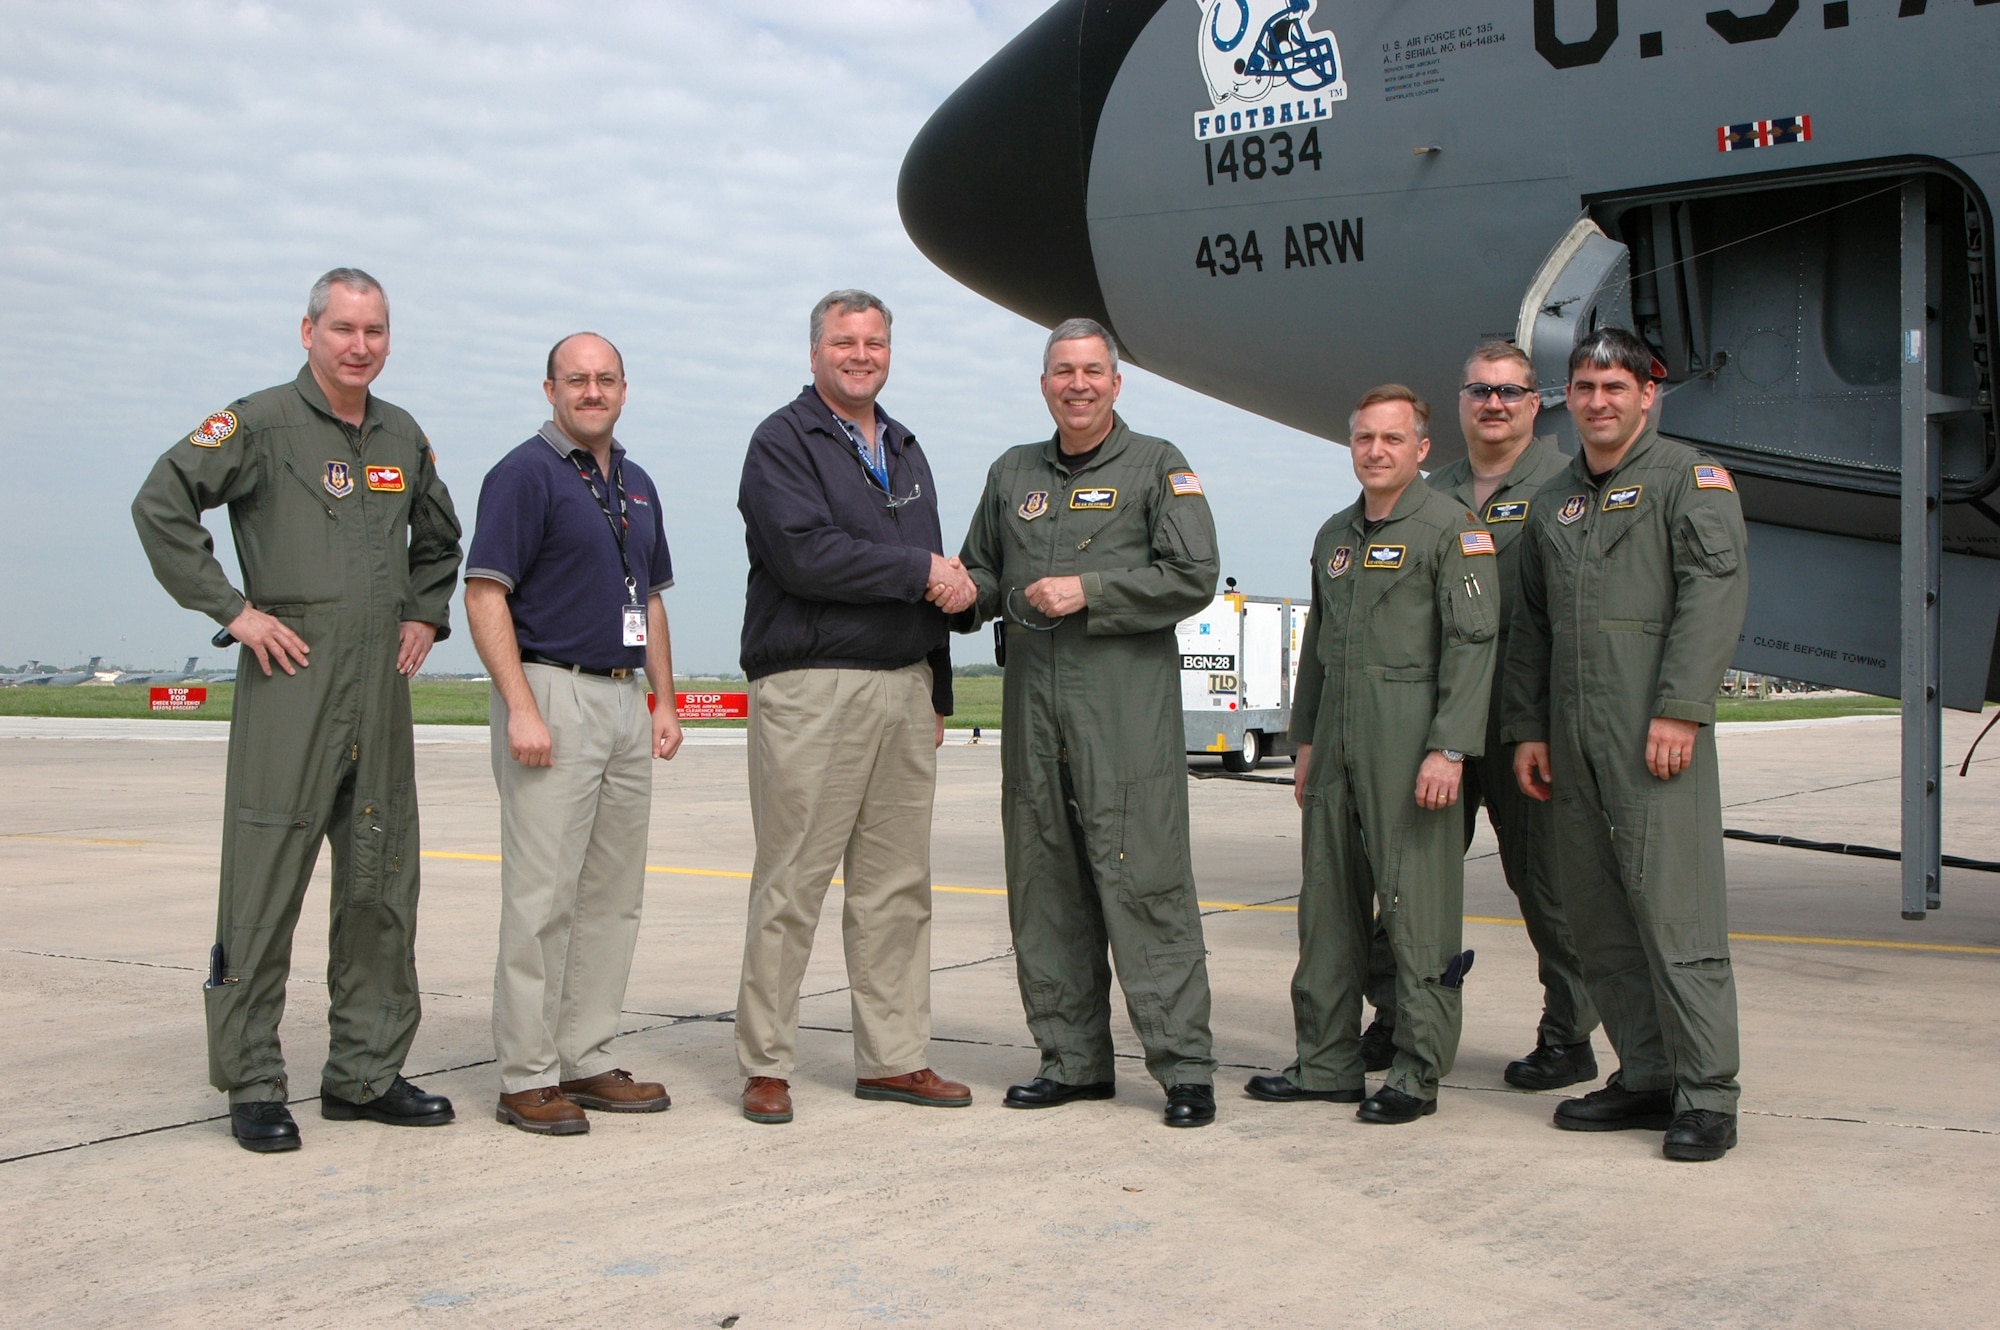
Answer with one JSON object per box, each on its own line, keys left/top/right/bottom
{"left": 110, "top": 657, "right": 202, "bottom": 686}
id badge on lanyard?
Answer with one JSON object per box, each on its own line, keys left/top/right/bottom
{"left": 622, "top": 590, "right": 647, "bottom": 648}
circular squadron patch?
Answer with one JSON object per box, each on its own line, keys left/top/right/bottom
{"left": 189, "top": 410, "right": 238, "bottom": 448}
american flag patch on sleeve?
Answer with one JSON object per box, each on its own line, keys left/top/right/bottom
{"left": 1694, "top": 464, "right": 1735, "bottom": 491}
{"left": 1168, "top": 471, "right": 1204, "bottom": 496}
{"left": 1459, "top": 530, "right": 1497, "bottom": 556}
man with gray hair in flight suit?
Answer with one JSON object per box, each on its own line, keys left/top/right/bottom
{"left": 133, "top": 267, "right": 462, "bottom": 1153}
{"left": 954, "top": 317, "right": 1222, "bottom": 1129}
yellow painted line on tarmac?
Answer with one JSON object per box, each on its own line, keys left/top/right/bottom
{"left": 0, "top": 832, "right": 160, "bottom": 847}
{"left": 1727, "top": 931, "right": 2000, "bottom": 956}
{"left": 422, "top": 852, "right": 1999, "bottom": 956}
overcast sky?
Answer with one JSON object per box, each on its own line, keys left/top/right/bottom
{"left": 0, "top": 0, "right": 1359, "bottom": 675}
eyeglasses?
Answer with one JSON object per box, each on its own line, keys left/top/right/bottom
{"left": 556, "top": 373, "right": 624, "bottom": 391}
{"left": 1003, "top": 587, "right": 1061, "bottom": 631}
{"left": 882, "top": 480, "right": 923, "bottom": 510}
{"left": 1460, "top": 382, "right": 1535, "bottom": 404}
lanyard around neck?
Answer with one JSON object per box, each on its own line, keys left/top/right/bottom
{"left": 570, "top": 451, "right": 637, "bottom": 605}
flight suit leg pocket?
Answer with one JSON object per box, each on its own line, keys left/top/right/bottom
{"left": 1138, "top": 939, "right": 1211, "bottom": 1056}
{"left": 226, "top": 807, "right": 313, "bottom": 937}
{"left": 1110, "top": 774, "right": 1193, "bottom": 910}
{"left": 1000, "top": 779, "right": 1049, "bottom": 939}
{"left": 1636, "top": 787, "right": 1704, "bottom": 930}
{"left": 345, "top": 782, "right": 409, "bottom": 908}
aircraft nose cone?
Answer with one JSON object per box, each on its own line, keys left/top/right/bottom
{"left": 898, "top": 0, "right": 1166, "bottom": 341}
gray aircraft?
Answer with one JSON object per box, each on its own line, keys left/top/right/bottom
{"left": 0, "top": 661, "right": 49, "bottom": 687}
{"left": 899, "top": 0, "right": 2000, "bottom": 920}
{"left": 110, "top": 657, "right": 201, "bottom": 686}
{"left": 24, "top": 657, "right": 104, "bottom": 687}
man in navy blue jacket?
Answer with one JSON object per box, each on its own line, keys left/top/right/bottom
{"left": 733, "top": 289, "right": 977, "bottom": 1125}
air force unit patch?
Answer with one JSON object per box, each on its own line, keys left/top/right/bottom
{"left": 189, "top": 410, "right": 238, "bottom": 448}
{"left": 1557, "top": 495, "right": 1588, "bottom": 525}
{"left": 1018, "top": 490, "right": 1049, "bottom": 520}
{"left": 1603, "top": 485, "right": 1643, "bottom": 511}
{"left": 1327, "top": 546, "right": 1351, "bottom": 579}
{"left": 1694, "top": 464, "right": 1735, "bottom": 491}
{"left": 1484, "top": 499, "right": 1528, "bottom": 522}
{"left": 1364, "top": 544, "right": 1405, "bottom": 570}
{"left": 1070, "top": 487, "right": 1117, "bottom": 510}
{"left": 323, "top": 460, "right": 353, "bottom": 498}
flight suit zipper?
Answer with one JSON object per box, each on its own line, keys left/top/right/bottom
{"left": 282, "top": 460, "right": 339, "bottom": 519}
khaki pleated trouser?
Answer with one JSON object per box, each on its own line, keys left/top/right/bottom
{"left": 490, "top": 664, "right": 653, "bottom": 1094}
{"left": 734, "top": 663, "right": 937, "bottom": 1080}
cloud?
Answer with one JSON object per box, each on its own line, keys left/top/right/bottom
{"left": 0, "top": 0, "right": 1355, "bottom": 673}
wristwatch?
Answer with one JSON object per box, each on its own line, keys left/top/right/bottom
{"left": 1440, "top": 749, "right": 1465, "bottom": 763}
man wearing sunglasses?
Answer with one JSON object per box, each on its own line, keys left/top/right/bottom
{"left": 732, "top": 289, "right": 976, "bottom": 1126}
{"left": 953, "top": 318, "right": 1223, "bottom": 1128}
{"left": 1408, "top": 343, "right": 1602, "bottom": 1093}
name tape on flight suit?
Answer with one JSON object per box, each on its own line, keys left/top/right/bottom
{"left": 366, "top": 465, "right": 405, "bottom": 492}
{"left": 1364, "top": 544, "right": 1405, "bottom": 569}
{"left": 1070, "top": 488, "right": 1117, "bottom": 510}
{"left": 1694, "top": 464, "right": 1735, "bottom": 491}
{"left": 1459, "top": 530, "right": 1497, "bottom": 556}
{"left": 1557, "top": 495, "right": 1588, "bottom": 524}
{"left": 324, "top": 460, "right": 354, "bottom": 498}
{"left": 1169, "top": 471, "right": 1204, "bottom": 496}
{"left": 189, "top": 410, "right": 238, "bottom": 448}
{"left": 1327, "top": 546, "right": 1352, "bottom": 578}
{"left": 1603, "top": 485, "right": 1643, "bottom": 511}
{"left": 1019, "top": 490, "right": 1049, "bottom": 520}
{"left": 1484, "top": 499, "right": 1528, "bottom": 522}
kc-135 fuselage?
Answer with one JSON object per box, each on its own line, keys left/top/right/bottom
{"left": 900, "top": 0, "right": 2000, "bottom": 914}
{"left": 902, "top": 0, "right": 2000, "bottom": 700}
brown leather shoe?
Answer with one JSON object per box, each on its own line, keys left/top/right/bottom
{"left": 741, "top": 1076, "right": 793, "bottom": 1124}
{"left": 854, "top": 1067, "right": 972, "bottom": 1108}
{"left": 496, "top": 1086, "right": 587, "bottom": 1136}
{"left": 559, "top": 1068, "right": 670, "bottom": 1113}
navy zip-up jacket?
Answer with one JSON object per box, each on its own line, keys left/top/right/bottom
{"left": 737, "top": 385, "right": 953, "bottom": 715}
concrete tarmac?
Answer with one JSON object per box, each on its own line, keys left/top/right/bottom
{"left": 2, "top": 712, "right": 1996, "bottom": 1327}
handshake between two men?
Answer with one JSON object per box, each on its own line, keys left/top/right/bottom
{"left": 925, "top": 555, "right": 1087, "bottom": 620}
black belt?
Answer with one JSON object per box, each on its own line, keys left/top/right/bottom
{"left": 519, "top": 649, "right": 635, "bottom": 680}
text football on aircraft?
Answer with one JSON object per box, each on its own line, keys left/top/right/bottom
{"left": 899, "top": 0, "right": 2000, "bottom": 919}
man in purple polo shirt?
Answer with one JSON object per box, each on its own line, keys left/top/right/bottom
{"left": 464, "top": 332, "right": 684, "bottom": 1136}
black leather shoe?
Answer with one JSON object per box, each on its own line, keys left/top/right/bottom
{"left": 321, "top": 1075, "right": 455, "bottom": 1127}
{"left": 1244, "top": 1073, "right": 1364, "bottom": 1103}
{"left": 1356, "top": 1085, "right": 1437, "bottom": 1124}
{"left": 1552, "top": 1082, "right": 1673, "bottom": 1132}
{"left": 230, "top": 1101, "right": 301, "bottom": 1153}
{"left": 1662, "top": 1109, "right": 1738, "bottom": 1161}
{"left": 1163, "top": 1084, "right": 1216, "bottom": 1127}
{"left": 1003, "top": 1077, "right": 1116, "bottom": 1109}
{"left": 1504, "top": 1040, "right": 1599, "bottom": 1091}
{"left": 1358, "top": 1017, "right": 1396, "bottom": 1073}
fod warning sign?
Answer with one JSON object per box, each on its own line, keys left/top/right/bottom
{"left": 656, "top": 691, "right": 749, "bottom": 720}
{"left": 150, "top": 686, "right": 208, "bottom": 712}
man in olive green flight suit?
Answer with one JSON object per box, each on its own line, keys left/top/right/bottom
{"left": 1414, "top": 342, "right": 1599, "bottom": 1090}
{"left": 1247, "top": 385, "right": 1497, "bottom": 1124}
{"left": 132, "top": 268, "right": 463, "bottom": 1153}
{"left": 954, "top": 317, "right": 1222, "bottom": 1128}
{"left": 1503, "top": 327, "right": 1749, "bottom": 1162}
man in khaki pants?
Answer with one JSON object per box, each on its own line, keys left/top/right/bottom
{"left": 465, "top": 332, "right": 684, "bottom": 1135}
{"left": 732, "top": 289, "right": 978, "bottom": 1124}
